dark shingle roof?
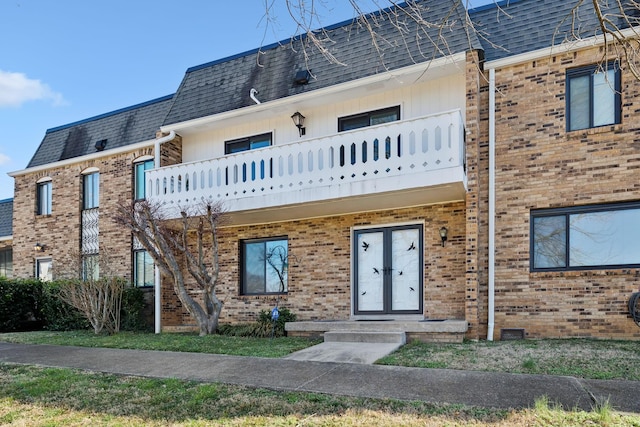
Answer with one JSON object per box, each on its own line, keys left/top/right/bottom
{"left": 470, "top": 0, "right": 636, "bottom": 62}
{"left": 27, "top": 95, "right": 174, "bottom": 168}
{"left": 0, "top": 199, "right": 13, "bottom": 238}
{"left": 163, "top": 0, "right": 480, "bottom": 126}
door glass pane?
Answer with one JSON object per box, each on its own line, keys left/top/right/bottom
{"left": 391, "top": 228, "right": 420, "bottom": 311}
{"left": 569, "top": 75, "right": 590, "bottom": 130}
{"left": 37, "top": 259, "right": 53, "bottom": 282}
{"left": 593, "top": 69, "right": 616, "bottom": 127}
{"left": 569, "top": 209, "right": 640, "bottom": 266}
{"left": 533, "top": 216, "right": 567, "bottom": 268}
{"left": 356, "top": 231, "right": 384, "bottom": 311}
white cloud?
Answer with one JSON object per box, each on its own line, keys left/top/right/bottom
{"left": 0, "top": 153, "right": 10, "bottom": 165}
{"left": 0, "top": 70, "right": 65, "bottom": 107}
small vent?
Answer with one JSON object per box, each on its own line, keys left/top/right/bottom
{"left": 95, "top": 139, "right": 107, "bottom": 151}
{"left": 500, "top": 328, "right": 525, "bottom": 341}
{"left": 294, "top": 69, "right": 311, "bottom": 85}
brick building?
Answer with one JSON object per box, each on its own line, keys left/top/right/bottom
{"left": 6, "top": 0, "right": 640, "bottom": 340}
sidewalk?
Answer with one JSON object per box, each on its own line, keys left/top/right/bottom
{"left": 0, "top": 342, "right": 638, "bottom": 413}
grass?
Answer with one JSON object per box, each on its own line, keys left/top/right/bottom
{"left": 0, "top": 330, "right": 320, "bottom": 358}
{"left": 378, "top": 338, "right": 640, "bottom": 380}
{"left": 1, "top": 363, "right": 639, "bottom": 426}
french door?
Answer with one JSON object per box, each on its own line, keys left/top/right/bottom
{"left": 354, "top": 224, "right": 423, "bottom": 315}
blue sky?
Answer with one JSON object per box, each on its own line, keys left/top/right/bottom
{"left": 0, "top": 0, "right": 492, "bottom": 201}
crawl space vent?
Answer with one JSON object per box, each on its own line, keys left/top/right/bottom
{"left": 500, "top": 328, "right": 525, "bottom": 340}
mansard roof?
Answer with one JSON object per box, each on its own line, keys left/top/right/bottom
{"left": 27, "top": 95, "right": 174, "bottom": 169}
{"left": 0, "top": 199, "right": 13, "bottom": 238}
{"left": 162, "top": 0, "right": 480, "bottom": 126}
{"left": 470, "top": 0, "right": 637, "bottom": 63}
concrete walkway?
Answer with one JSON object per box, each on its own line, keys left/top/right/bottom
{"left": 0, "top": 342, "right": 638, "bottom": 413}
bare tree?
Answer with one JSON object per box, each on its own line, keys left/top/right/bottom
{"left": 114, "top": 200, "right": 226, "bottom": 336}
{"left": 264, "top": 0, "right": 640, "bottom": 80}
{"left": 55, "top": 250, "right": 125, "bottom": 335}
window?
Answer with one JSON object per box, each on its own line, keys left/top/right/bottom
{"left": 567, "top": 64, "right": 621, "bottom": 131}
{"left": 338, "top": 106, "right": 400, "bottom": 132}
{"left": 225, "top": 133, "right": 272, "bottom": 155}
{"left": 37, "top": 180, "right": 52, "bottom": 215}
{"left": 36, "top": 258, "right": 52, "bottom": 282}
{"left": 531, "top": 203, "right": 640, "bottom": 271}
{"left": 0, "top": 248, "right": 12, "bottom": 278}
{"left": 83, "top": 172, "right": 100, "bottom": 209}
{"left": 133, "top": 250, "right": 154, "bottom": 287}
{"left": 134, "top": 159, "right": 154, "bottom": 200}
{"left": 82, "top": 255, "right": 99, "bottom": 281}
{"left": 241, "top": 237, "right": 288, "bottom": 295}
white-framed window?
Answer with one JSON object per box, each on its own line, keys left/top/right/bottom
{"left": 567, "top": 63, "right": 621, "bottom": 131}
{"left": 134, "top": 157, "right": 154, "bottom": 200}
{"left": 531, "top": 202, "right": 640, "bottom": 271}
{"left": 36, "top": 178, "right": 52, "bottom": 215}
{"left": 133, "top": 250, "right": 154, "bottom": 287}
{"left": 0, "top": 248, "right": 12, "bottom": 278}
{"left": 82, "top": 254, "right": 99, "bottom": 281}
{"left": 36, "top": 257, "right": 53, "bottom": 282}
{"left": 241, "top": 237, "right": 288, "bottom": 295}
{"left": 83, "top": 171, "right": 100, "bottom": 210}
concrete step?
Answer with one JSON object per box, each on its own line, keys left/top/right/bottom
{"left": 324, "top": 331, "right": 406, "bottom": 344}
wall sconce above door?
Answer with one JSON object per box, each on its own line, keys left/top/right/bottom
{"left": 34, "top": 242, "right": 45, "bottom": 252}
{"left": 291, "top": 112, "right": 306, "bottom": 137}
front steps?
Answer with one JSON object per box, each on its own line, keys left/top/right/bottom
{"left": 324, "top": 331, "right": 406, "bottom": 345}
{"left": 285, "top": 319, "right": 468, "bottom": 343}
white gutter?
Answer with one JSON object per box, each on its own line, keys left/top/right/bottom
{"left": 487, "top": 68, "right": 496, "bottom": 341}
{"left": 8, "top": 138, "right": 158, "bottom": 177}
{"left": 152, "top": 130, "right": 176, "bottom": 334}
{"left": 486, "top": 26, "right": 639, "bottom": 70}
{"left": 160, "top": 52, "right": 467, "bottom": 134}
{"left": 0, "top": 236, "right": 12, "bottom": 242}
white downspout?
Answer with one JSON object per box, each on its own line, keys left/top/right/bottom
{"left": 487, "top": 68, "right": 496, "bottom": 341}
{"left": 152, "top": 130, "right": 176, "bottom": 334}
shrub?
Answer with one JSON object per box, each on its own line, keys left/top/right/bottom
{"left": 0, "top": 278, "right": 44, "bottom": 332}
{"left": 216, "top": 307, "right": 297, "bottom": 338}
{"left": 120, "top": 287, "right": 150, "bottom": 332}
{"left": 40, "top": 281, "right": 88, "bottom": 331}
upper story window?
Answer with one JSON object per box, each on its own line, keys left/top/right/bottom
{"left": 83, "top": 170, "right": 99, "bottom": 209}
{"left": 567, "top": 64, "right": 621, "bottom": 131}
{"left": 241, "top": 237, "right": 288, "bottom": 295}
{"left": 134, "top": 158, "right": 154, "bottom": 200}
{"left": 36, "top": 178, "right": 52, "bottom": 215}
{"left": 338, "top": 106, "right": 400, "bottom": 132}
{"left": 225, "top": 132, "right": 272, "bottom": 155}
{"left": 531, "top": 202, "right": 640, "bottom": 271}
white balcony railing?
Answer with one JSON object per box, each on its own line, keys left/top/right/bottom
{"left": 146, "top": 109, "right": 466, "bottom": 215}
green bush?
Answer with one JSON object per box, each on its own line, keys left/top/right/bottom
{"left": 40, "top": 281, "right": 88, "bottom": 331}
{"left": 0, "top": 278, "right": 44, "bottom": 332}
{"left": 120, "top": 287, "right": 150, "bottom": 332}
{"left": 217, "top": 307, "right": 296, "bottom": 338}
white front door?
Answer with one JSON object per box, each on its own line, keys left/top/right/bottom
{"left": 354, "top": 224, "right": 423, "bottom": 315}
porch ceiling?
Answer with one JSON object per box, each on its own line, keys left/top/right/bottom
{"left": 224, "top": 182, "right": 465, "bottom": 227}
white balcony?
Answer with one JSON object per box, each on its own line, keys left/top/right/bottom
{"left": 146, "top": 109, "right": 467, "bottom": 224}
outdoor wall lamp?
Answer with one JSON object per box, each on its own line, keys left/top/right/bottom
{"left": 291, "top": 111, "right": 306, "bottom": 137}
{"left": 439, "top": 227, "right": 448, "bottom": 247}
{"left": 34, "top": 242, "right": 44, "bottom": 252}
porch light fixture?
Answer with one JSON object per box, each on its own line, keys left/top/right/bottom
{"left": 34, "top": 242, "right": 44, "bottom": 252}
{"left": 291, "top": 112, "right": 306, "bottom": 137}
{"left": 439, "top": 227, "right": 448, "bottom": 247}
